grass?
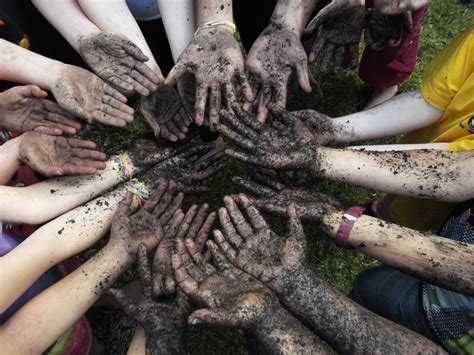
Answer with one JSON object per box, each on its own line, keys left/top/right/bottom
{"left": 84, "top": 3, "right": 473, "bottom": 353}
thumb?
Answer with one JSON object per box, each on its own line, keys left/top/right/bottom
{"left": 18, "top": 85, "right": 48, "bottom": 99}
{"left": 286, "top": 204, "right": 306, "bottom": 243}
{"left": 189, "top": 308, "right": 240, "bottom": 328}
{"left": 304, "top": 2, "right": 337, "bottom": 34}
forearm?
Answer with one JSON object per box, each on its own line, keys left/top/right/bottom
{"left": 145, "top": 324, "right": 186, "bottom": 355}
{"left": 349, "top": 143, "right": 448, "bottom": 151}
{"left": 0, "top": 138, "right": 21, "bottom": 184}
{"left": 32, "top": 0, "right": 101, "bottom": 51}
{"left": 0, "top": 39, "right": 63, "bottom": 90}
{"left": 0, "top": 155, "right": 140, "bottom": 225}
{"left": 279, "top": 269, "right": 445, "bottom": 354}
{"left": 251, "top": 306, "right": 330, "bottom": 354}
{"left": 317, "top": 147, "right": 474, "bottom": 202}
{"left": 195, "top": 0, "right": 233, "bottom": 26}
{"left": 158, "top": 0, "right": 195, "bottom": 61}
{"left": 0, "top": 242, "right": 132, "bottom": 353}
{"left": 77, "top": 0, "right": 162, "bottom": 74}
{"left": 331, "top": 91, "right": 442, "bottom": 143}
{"left": 271, "top": 0, "right": 319, "bottom": 36}
{"left": 321, "top": 211, "right": 474, "bottom": 295}
{"left": 0, "top": 187, "right": 127, "bottom": 313}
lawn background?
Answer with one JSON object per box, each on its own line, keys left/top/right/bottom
{"left": 82, "top": 3, "right": 473, "bottom": 353}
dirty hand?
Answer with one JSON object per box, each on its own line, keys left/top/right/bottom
{"left": 140, "top": 85, "right": 192, "bottom": 142}
{"left": 246, "top": 22, "right": 311, "bottom": 122}
{"left": 365, "top": 9, "right": 414, "bottom": 50}
{"left": 18, "top": 131, "right": 106, "bottom": 176}
{"left": 213, "top": 195, "right": 308, "bottom": 294}
{"left": 165, "top": 25, "right": 252, "bottom": 128}
{"left": 0, "top": 85, "right": 81, "bottom": 135}
{"left": 373, "top": 0, "right": 432, "bottom": 15}
{"left": 79, "top": 32, "right": 162, "bottom": 96}
{"left": 305, "top": 0, "right": 366, "bottom": 73}
{"left": 51, "top": 64, "right": 134, "bottom": 127}
{"left": 110, "top": 244, "right": 189, "bottom": 355}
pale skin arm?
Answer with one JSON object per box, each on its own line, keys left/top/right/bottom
{"left": 196, "top": 0, "right": 233, "bottom": 25}
{"left": 317, "top": 147, "right": 474, "bottom": 202}
{"left": 0, "top": 186, "right": 127, "bottom": 314}
{"left": 272, "top": 0, "right": 320, "bottom": 36}
{"left": 0, "top": 39, "right": 63, "bottom": 90}
{"left": 320, "top": 209, "right": 474, "bottom": 295}
{"left": 0, "top": 154, "right": 139, "bottom": 224}
{"left": 349, "top": 143, "right": 448, "bottom": 151}
{"left": 77, "top": 0, "right": 162, "bottom": 75}
{"left": 157, "top": 0, "right": 195, "bottom": 62}
{"left": 330, "top": 91, "right": 443, "bottom": 143}
{"left": 0, "top": 138, "right": 21, "bottom": 185}
{"left": 0, "top": 234, "right": 132, "bottom": 353}
{"left": 31, "top": 0, "right": 101, "bottom": 51}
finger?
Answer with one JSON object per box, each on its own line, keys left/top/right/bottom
{"left": 220, "top": 109, "right": 258, "bottom": 139}
{"left": 195, "top": 211, "right": 216, "bottom": 252}
{"left": 164, "top": 62, "right": 187, "bottom": 86}
{"left": 177, "top": 237, "right": 206, "bottom": 281}
{"left": 142, "top": 180, "right": 168, "bottom": 212}
{"left": 164, "top": 210, "right": 185, "bottom": 237}
{"left": 237, "top": 193, "right": 269, "bottom": 231}
{"left": 103, "top": 84, "right": 128, "bottom": 103}
{"left": 107, "top": 75, "right": 135, "bottom": 94}
{"left": 33, "top": 126, "right": 63, "bottom": 136}
{"left": 18, "top": 84, "right": 48, "bottom": 98}
{"left": 129, "top": 69, "right": 157, "bottom": 94}
{"left": 137, "top": 244, "right": 153, "bottom": 297}
{"left": 160, "top": 192, "right": 184, "bottom": 225}
{"left": 190, "top": 161, "right": 224, "bottom": 182}
{"left": 179, "top": 143, "right": 216, "bottom": 160}
{"left": 176, "top": 204, "right": 199, "bottom": 239}
{"left": 235, "top": 70, "right": 254, "bottom": 102}
{"left": 71, "top": 149, "right": 107, "bottom": 162}
{"left": 153, "top": 181, "right": 177, "bottom": 216}
{"left": 212, "top": 229, "right": 237, "bottom": 260}
{"left": 231, "top": 176, "right": 273, "bottom": 197}
{"left": 257, "top": 84, "right": 271, "bottom": 123}
{"left": 172, "top": 249, "right": 199, "bottom": 296}
{"left": 160, "top": 126, "right": 178, "bottom": 142}
{"left": 215, "top": 123, "right": 255, "bottom": 151}
{"left": 184, "top": 204, "right": 209, "bottom": 240}
{"left": 165, "top": 121, "right": 184, "bottom": 141}
{"left": 308, "top": 36, "right": 325, "bottom": 63}
{"left": 402, "top": 11, "right": 414, "bottom": 33}
{"left": 348, "top": 43, "right": 360, "bottom": 69}
{"left": 262, "top": 203, "right": 288, "bottom": 217}
{"left": 103, "top": 94, "right": 135, "bottom": 114}
{"left": 60, "top": 95, "right": 93, "bottom": 123}
{"left": 184, "top": 238, "right": 206, "bottom": 266}
{"left": 295, "top": 63, "right": 312, "bottom": 93}
{"left": 319, "top": 43, "right": 335, "bottom": 73}
{"left": 223, "top": 196, "right": 253, "bottom": 239}
{"left": 194, "top": 84, "right": 208, "bottom": 126}
{"left": 218, "top": 208, "right": 243, "bottom": 249}
{"left": 207, "top": 240, "right": 233, "bottom": 272}
{"left": 251, "top": 172, "right": 285, "bottom": 191}
{"left": 332, "top": 46, "right": 345, "bottom": 74}
{"left": 224, "top": 149, "right": 259, "bottom": 165}
{"left": 100, "top": 104, "right": 134, "bottom": 123}
{"left": 305, "top": 2, "right": 337, "bottom": 32}
{"left": 208, "top": 84, "right": 221, "bottom": 126}
{"left": 179, "top": 185, "right": 210, "bottom": 194}
{"left": 189, "top": 308, "right": 239, "bottom": 327}
{"left": 133, "top": 61, "right": 163, "bottom": 85}
{"left": 287, "top": 204, "right": 306, "bottom": 245}
{"left": 267, "top": 106, "right": 294, "bottom": 128}
{"left": 231, "top": 103, "right": 262, "bottom": 132}
{"left": 92, "top": 111, "right": 127, "bottom": 127}
{"left": 44, "top": 101, "right": 81, "bottom": 123}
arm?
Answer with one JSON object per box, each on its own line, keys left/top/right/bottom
{"left": 31, "top": 0, "right": 101, "bottom": 51}
{"left": 77, "top": 0, "right": 162, "bottom": 75}
{"left": 157, "top": 0, "right": 195, "bottom": 62}
{"left": 330, "top": 91, "right": 443, "bottom": 143}
{"left": 0, "top": 138, "right": 21, "bottom": 184}
{"left": 213, "top": 196, "right": 445, "bottom": 354}
{"left": 0, "top": 188, "right": 170, "bottom": 353}
{"left": 317, "top": 147, "right": 474, "bottom": 202}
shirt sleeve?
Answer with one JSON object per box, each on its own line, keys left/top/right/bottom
{"left": 421, "top": 27, "right": 474, "bottom": 111}
{"left": 446, "top": 138, "right": 474, "bottom": 152}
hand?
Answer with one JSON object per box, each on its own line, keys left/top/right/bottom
{"left": 18, "top": 131, "right": 106, "bottom": 176}
{"left": 109, "top": 181, "right": 182, "bottom": 260}
{"left": 110, "top": 244, "right": 189, "bottom": 355}
{"left": 140, "top": 85, "right": 192, "bottom": 142}
{"left": 373, "top": 0, "right": 432, "bottom": 15}
{"left": 365, "top": 9, "right": 414, "bottom": 50}
{"left": 172, "top": 237, "right": 280, "bottom": 329}
{"left": 153, "top": 204, "right": 216, "bottom": 297}
{"left": 232, "top": 174, "right": 342, "bottom": 221}
{"left": 78, "top": 32, "right": 162, "bottom": 96}
{"left": 142, "top": 144, "right": 225, "bottom": 193}
{"left": 212, "top": 195, "right": 307, "bottom": 295}
{"left": 218, "top": 105, "right": 320, "bottom": 172}
{"left": 291, "top": 110, "right": 336, "bottom": 145}
{"left": 305, "top": 0, "right": 366, "bottom": 73}
{"left": 51, "top": 64, "right": 134, "bottom": 127}
{"left": 165, "top": 25, "right": 252, "bottom": 127}
{"left": 246, "top": 23, "right": 311, "bottom": 122}
{"left": 0, "top": 85, "right": 81, "bottom": 135}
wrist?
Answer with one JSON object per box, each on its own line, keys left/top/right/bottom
{"left": 104, "top": 242, "right": 135, "bottom": 267}
{"left": 47, "top": 62, "right": 68, "bottom": 91}
{"left": 195, "top": 21, "right": 236, "bottom": 37}
{"left": 4, "top": 136, "right": 22, "bottom": 165}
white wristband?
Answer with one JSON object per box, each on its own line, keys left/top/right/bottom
{"left": 194, "top": 20, "right": 236, "bottom": 37}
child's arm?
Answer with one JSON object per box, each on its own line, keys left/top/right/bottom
{"left": 0, "top": 138, "right": 21, "bottom": 185}
{"left": 0, "top": 185, "right": 176, "bottom": 354}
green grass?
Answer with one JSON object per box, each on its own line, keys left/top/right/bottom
{"left": 85, "top": 3, "right": 473, "bottom": 353}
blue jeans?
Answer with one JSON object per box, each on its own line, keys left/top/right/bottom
{"left": 351, "top": 265, "right": 437, "bottom": 341}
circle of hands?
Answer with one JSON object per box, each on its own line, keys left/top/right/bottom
{"left": 0, "top": 2, "right": 428, "bottom": 350}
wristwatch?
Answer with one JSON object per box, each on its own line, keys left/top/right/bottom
{"left": 335, "top": 206, "right": 365, "bottom": 248}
